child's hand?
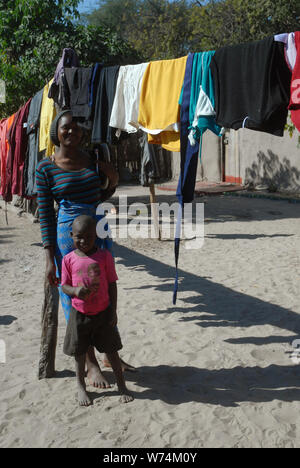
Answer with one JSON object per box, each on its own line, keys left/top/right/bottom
{"left": 74, "top": 286, "right": 91, "bottom": 300}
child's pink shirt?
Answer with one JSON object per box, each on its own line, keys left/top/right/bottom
{"left": 61, "top": 249, "right": 118, "bottom": 315}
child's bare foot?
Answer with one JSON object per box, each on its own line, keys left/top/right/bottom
{"left": 119, "top": 389, "right": 134, "bottom": 404}
{"left": 77, "top": 386, "right": 92, "bottom": 407}
{"left": 103, "top": 357, "right": 136, "bottom": 373}
{"left": 87, "top": 364, "right": 111, "bottom": 389}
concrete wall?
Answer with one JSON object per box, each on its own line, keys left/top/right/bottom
{"left": 171, "top": 131, "right": 222, "bottom": 183}
{"left": 225, "top": 128, "right": 300, "bottom": 192}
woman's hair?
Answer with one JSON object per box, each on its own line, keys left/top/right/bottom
{"left": 50, "top": 109, "right": 75, "bottom": 146}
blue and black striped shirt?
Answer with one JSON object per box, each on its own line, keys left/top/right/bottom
{"left": 36, "top": 159, "right": 105, "bottom": 247}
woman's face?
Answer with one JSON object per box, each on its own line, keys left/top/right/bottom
{"left": 57, "top": 113, "right": 83, "bottom": 147}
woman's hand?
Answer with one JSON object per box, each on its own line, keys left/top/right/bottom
{"left": 45, "top": 260, "right": 59, "bottom": 286}
{"left": 98, "top": 161, "right": 119, "bottom": 188}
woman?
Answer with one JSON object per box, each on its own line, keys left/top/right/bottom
{"left": 36, "top": 109, "right": 134, "bottom": 388}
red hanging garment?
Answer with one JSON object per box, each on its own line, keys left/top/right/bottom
{"left": 288, "top": 31, "right": 300, "bottom": 132}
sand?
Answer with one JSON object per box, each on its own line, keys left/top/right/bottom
{"left": 0, "top": 185, "right": 300, "bottom": 448}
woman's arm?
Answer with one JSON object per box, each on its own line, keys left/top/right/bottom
{"left": 36, "top": 162, "right": 58, "bottom": 285}
{"left": 97, "top": 161, "right": 119, "bottom": 189}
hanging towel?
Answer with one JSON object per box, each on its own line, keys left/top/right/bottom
{"left": 138, "top": 56, "right": 188, "bottom": 152}
{"left": 109, "top": 63, "right": 149, "bottom": 136}
{"left": 210, "top": 36, "right": 292, "bottom": 136}
{"left": 39, "top": 79, "right": 57, "bottom": 156}
{"left": 288, "top": 31, "right": 300, "bottom": 132}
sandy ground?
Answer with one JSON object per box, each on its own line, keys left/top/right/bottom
{"left": 1, "top": 185, "right": 300, "bottom": 448}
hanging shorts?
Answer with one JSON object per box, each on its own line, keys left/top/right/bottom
{"left": 63, "top": 306, "right": 123, "bottom": 357}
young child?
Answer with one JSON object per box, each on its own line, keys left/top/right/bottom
{"left": 61, "top": 214, "right": 133, "bottom": 406}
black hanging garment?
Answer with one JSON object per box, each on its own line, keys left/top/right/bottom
{"left": 48, "top": 48, "right": 80, "bottom": 109}
{"left": 24, "top": 88, "right": 44, "bottom": 198}
{"left": 64, "top": 67, "right": 93, "bottom": 127}
{"left": 91, "top": 66, "right": 120, "bottom": 145}
{"left": 138, "top": 132, "right": 172, "bottom": 187}
{"left": 210, "top": 36, "right": 292, "bottom": 136}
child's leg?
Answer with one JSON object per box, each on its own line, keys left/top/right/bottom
{"left": 75, "top": 353, "right": 92, "bottom": 407}
{"left": 105, "top": 351, "right": 134, "bottom": 403}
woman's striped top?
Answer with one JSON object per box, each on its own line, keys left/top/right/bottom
{"left": 36, "top": 158, "right": 105, "bottom": 247}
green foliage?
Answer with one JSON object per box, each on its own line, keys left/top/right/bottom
{"left": 86, "top": 0, "right": 192, "bottom": 60}
{"left": 0, "top": 0, "right": 139, "bottom": 117}
{"left": 189, "top": 0, "right": 300, "bottom": 51}
{"left": 86, "top": 0, "right": 299, "bottom": 58}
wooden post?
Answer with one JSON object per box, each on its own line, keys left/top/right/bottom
{"left": 38, "top": 280, "right": 59, "bottom": 379}
{"left": 149, "top": 184, "right": 161, "bottom": 240}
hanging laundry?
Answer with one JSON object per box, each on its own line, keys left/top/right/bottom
{"left": 64, "top": 67, "right": 93, "bottom": 126}
{"left": 91, "top": 66, "right": 121, "bottom": 145}
{"left": 138, "top": 131, "right": 172, "bottom": 187}
{"left": 48, "top": 48, "right": 80, "bottom": 108}
{"left": 3, "top": 99, "right": 32, "bottom": 202}
{"left": 109, "top": 63, "right": 149, "bottom": 137}
{"left": 39, "top": 79, "right": 57, "bottom": 156}
{"left": 89, "top": 63, "right": 103, "bottom": 120}
{"left": 138, "top": 56, "right": 187, "bottom": 152}
{"left": 185, "top": 51, "right": 223, "bottom": 147}
{"left": 210, "top": 36, "right": 292, "bottom": 136}
{"left": 23, "top": 88, "right": 44, "bottom": 198}
{"left": 274, "top": 33, "right": 297, "bottom": 71}
{"left": 0, "top": 114, "right": 16, "bottom": 197}
{"left": 288, "top": 31, "right": 300, "bottom": 132}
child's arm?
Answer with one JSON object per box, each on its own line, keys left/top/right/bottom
{"left": 108, "top": 281, "right": 117, "bottom": 327}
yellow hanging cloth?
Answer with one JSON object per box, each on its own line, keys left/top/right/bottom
{"left": 39, "top": 79, "right": 56, "bottom": 156}
{"left": 138, "top": 56, "right": 187, "bottom": 152}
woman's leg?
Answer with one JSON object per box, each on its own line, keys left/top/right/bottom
{"left": 102, "top": 353, "right": 136, "bottom": 372}
{"left": 86, "top": 346, "right": 111, "bottom": 388}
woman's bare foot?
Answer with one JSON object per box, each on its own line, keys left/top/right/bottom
{"left": 103, "top": 356, "right": 137, "bottom": 372}
{"left": 87, "top": 363, "right": 111, "bottom": 389}
{"left": 86, "top": 346, "right": 111, "bottom": 388}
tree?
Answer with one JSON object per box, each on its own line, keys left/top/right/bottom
{"left": 86, "top": 0, "right": 192, "bottom": 60}
{"left": 0, "top": 0, "right": 139, "bottom": 117}
{"left": 189, "top": 0, "right": 300, "bottom": 51}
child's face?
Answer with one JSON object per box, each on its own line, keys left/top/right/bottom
{"left": 72, "top": 225, "right": 96, "bottom": 254}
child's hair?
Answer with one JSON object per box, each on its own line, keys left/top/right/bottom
{"left": 72, "top": 215, "right": 96, "bottom": 233}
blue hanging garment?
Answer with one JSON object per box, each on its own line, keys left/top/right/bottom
{"left": 174, "top": 51, "right": 223, "bottom": 304}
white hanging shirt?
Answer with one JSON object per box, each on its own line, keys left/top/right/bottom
{"left": 109, "top": 63, "right": 149, "bottom": 136}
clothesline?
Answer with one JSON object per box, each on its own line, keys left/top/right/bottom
{"left": 0, "top": 32, "right": 299, "bottom": 207}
